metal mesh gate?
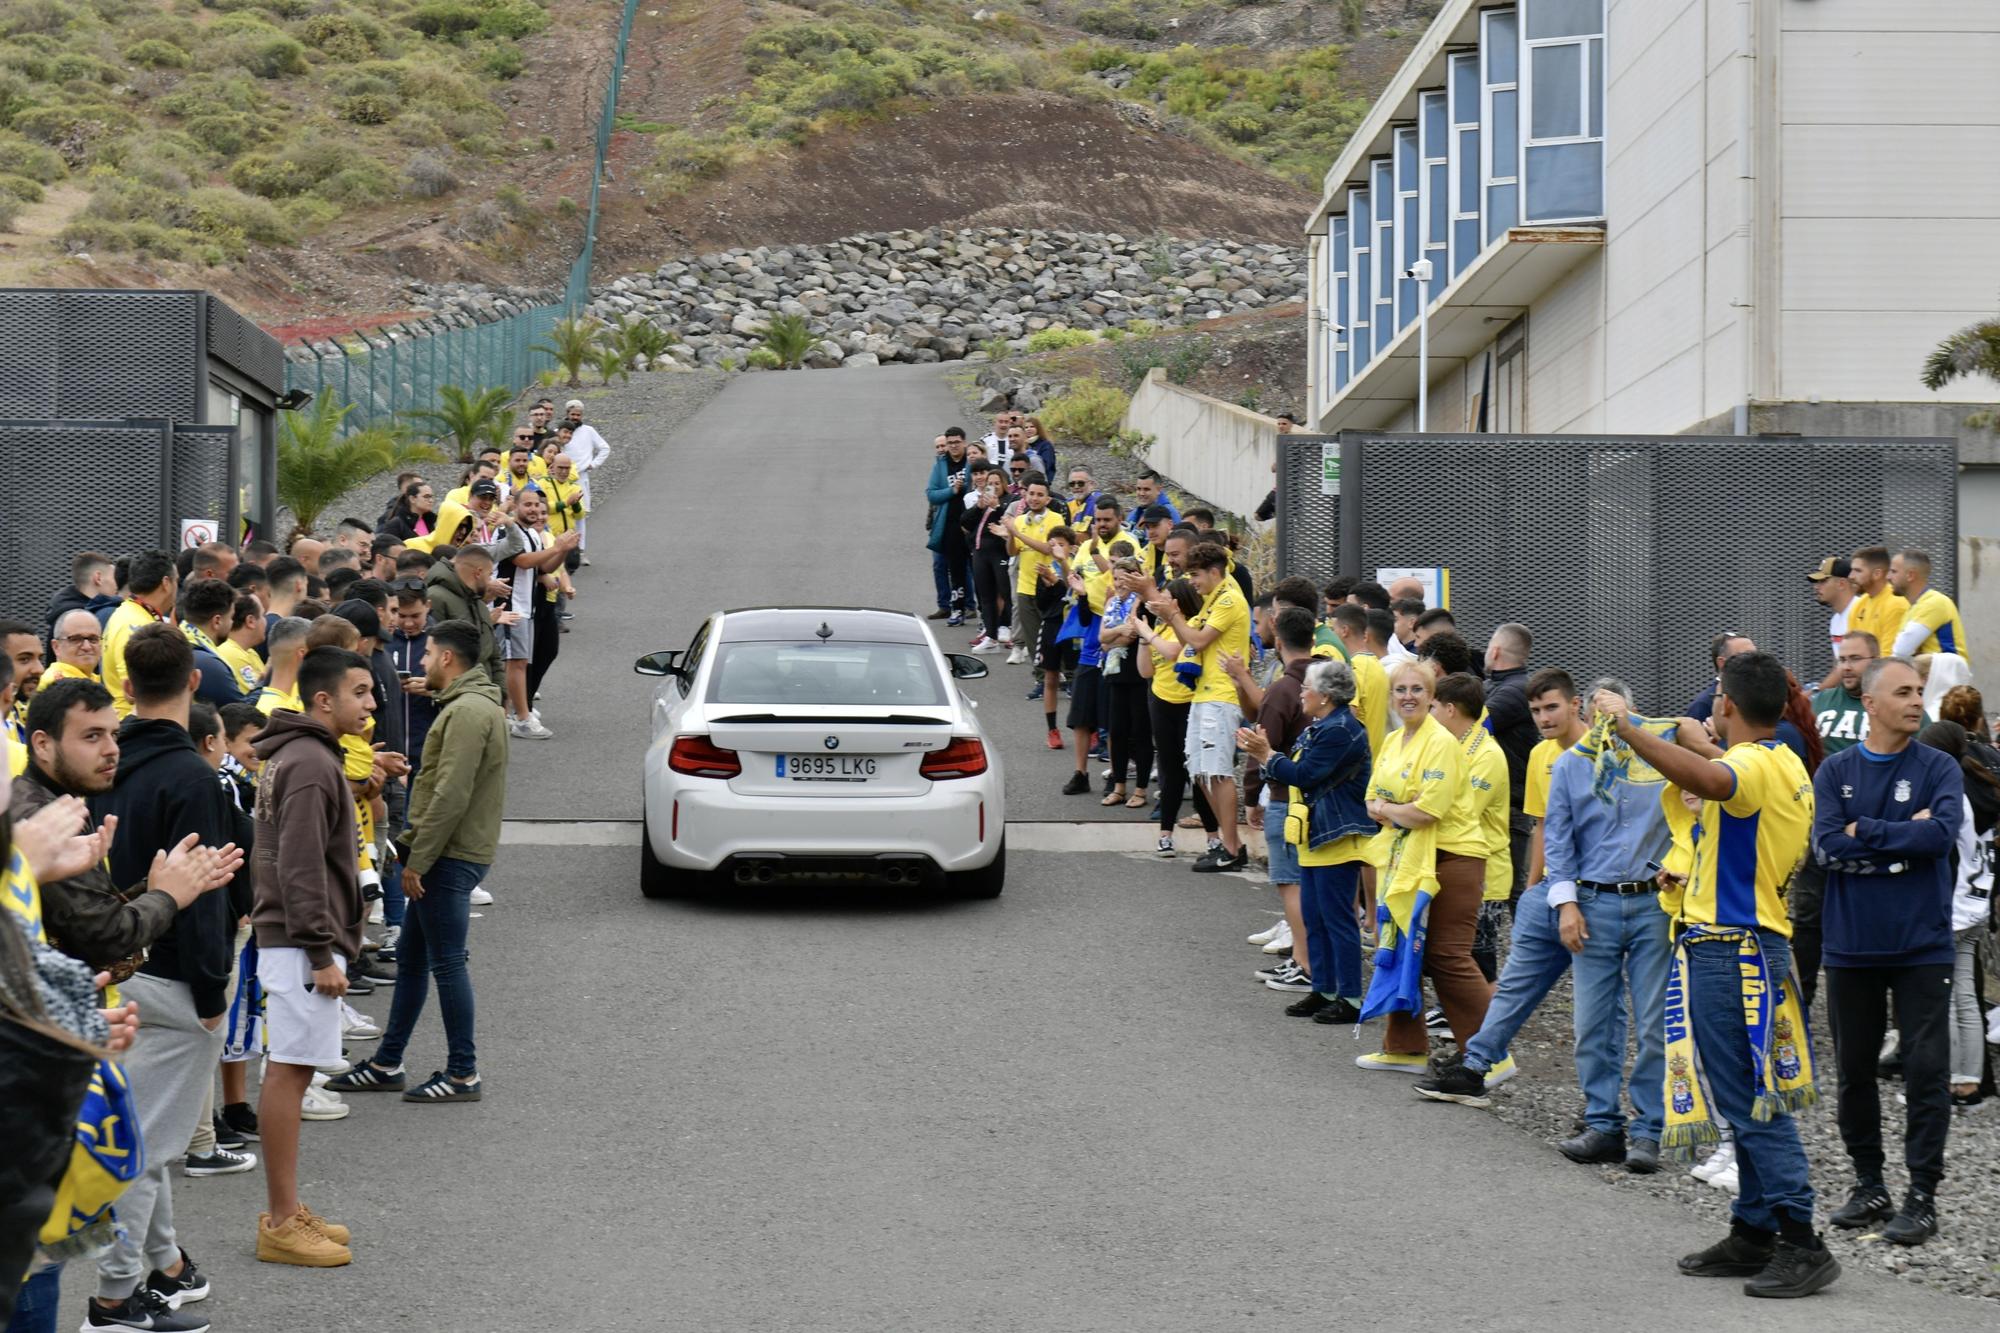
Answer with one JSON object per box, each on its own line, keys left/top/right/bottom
{"left": 1276, "top": 433, "right": 1959, "bottom": 711}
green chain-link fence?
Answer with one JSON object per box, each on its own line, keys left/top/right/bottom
{"left": 284, "top": 0, "right": 642, "bottom": 432}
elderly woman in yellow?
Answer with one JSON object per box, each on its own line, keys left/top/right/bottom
{"left": 1354, "top": 659, "right": 1489, "bottom": 1073}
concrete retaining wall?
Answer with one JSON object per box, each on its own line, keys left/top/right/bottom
{"left": 1123, "top": 369, "right": 1280, "bottom": 522}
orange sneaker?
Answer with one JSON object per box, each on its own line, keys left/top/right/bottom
{"left": 300, "top": 1203, "right": 350, "bottom": 1245}
{"left": 257, "top": 1208, "right": 351, "bottom": 1267}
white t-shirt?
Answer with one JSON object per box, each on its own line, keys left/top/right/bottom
{"left": 1951, "top": 795, "right": 1993, "bottom": 932}
{"left": 1827, "top": 604, "right": 1849, "bottom": 671}
{"left": 505, "top": 525, "right": 544, "bottom": 616}
{"left": 567, "top": 423, "right": 610, "bottom": 474}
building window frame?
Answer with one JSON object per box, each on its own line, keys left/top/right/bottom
{"left": 1370, "top": 156, "right": 1395, "bottom": 358}
{"left": 1447, "top": 51, "right": 1482, "bottom": 278}
{"left": 1393, "top": 125, "right": 1421, "bottom": 333}
{"left": 1518, "top": 0, "right": 1605, "bottom": 225}
{"left": 1329, "top": 218, "right": 1350, "bottom": 392}
{"left": 1480, "top": 6, "right": 1520, "bottom": 243}
{"left": 1347, "top": 184, "right": 1372, "bottom": 376}
{"left": 1418, "top": 90, "right": 1451, "bottom": 298}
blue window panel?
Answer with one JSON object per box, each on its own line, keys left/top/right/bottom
{"left": 1530, "top": 43, "right": 1584, "bottom": 140}
{"left": 1396, "top": 128, "right": 1416, "bottom": 180}
{"left": 1589, "top": 37, "right": 1603, "bottom": 137}
{"left": 1457, "top": 129, "right": 1480, "bottom": 210}
{"left": 1454, "top": 217, "right": 1481, "bottom": 272}
{"left": 1486, "top": 182, "right": 1519, "bottom": 241}
{"left": 1452, "top": 48, "right": 1479, "bottom": 108}
{"left": 1491, "top": 90, "right": 1518, "bottom": 169}
{"left": 1427, "top": 163, "right": 1448, "bottom": 246}
{"left": 1524, "top": 141, "right": 1603, "bottom": 220}
{"left": 1485, "top": 10, "right": 1518, "bottom": 84}
{"left": 1397, "top": 195, "right": 1418, "bottom": 328}
{"left": 1525, "top": 0, "right": 1600, "bottom": 40}
{"left": 1422, "top": 93, "right": 1446, "bottom": 148}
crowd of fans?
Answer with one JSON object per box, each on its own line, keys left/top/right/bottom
{"left": 0, "top": 399, "right": 614, "bottom": 1330}
{"left": 930, "top": 425, "right": 1997, "bottom": 1302}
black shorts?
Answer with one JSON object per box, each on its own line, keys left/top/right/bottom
{"left": 1066, "top": 665, "right": 1103, "bottom": 730}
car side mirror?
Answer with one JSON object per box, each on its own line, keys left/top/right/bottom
{"left": 947, "top": 653, "right": 989, "bottom": 680}
{"left": 634, "top": 650, "right": 683, "bottom": 677}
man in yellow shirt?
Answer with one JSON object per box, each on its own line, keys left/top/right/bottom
{"left": 541, "top": 454, "right": 588, "bottom": 542}
{"left": 218, "top": 595, "right": 268, "bottom": 695}
{"left": 1845, "top": 546, "right": 1909, "bottom": 652}
{"left": 1004, "top": 473, "right": 1062, "bottom": 704}
{"left": 102, "top": 550, "right": 178, "bottom": 718}
{"left": 1147, "top": 540, "right": 1251, "bottom": 872}
{"left": 255, "top": 617, "right": 311, "bottom": 716}
{"left": 1592, "top": 652, "right": 1832, "bottom": 1295}
{"left": 1328, "top": 604, "right": 1387, "bottom": 754}
{"left": 1887, "top": 548, "right": 1968, "bottom": 661}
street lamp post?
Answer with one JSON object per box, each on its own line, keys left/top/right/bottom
{"left": 1409, "top": 258, "right": 1433, "bottom": 432}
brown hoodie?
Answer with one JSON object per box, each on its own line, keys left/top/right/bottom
{"left": 250, "top": 710, "right": 363, "bottom": 968}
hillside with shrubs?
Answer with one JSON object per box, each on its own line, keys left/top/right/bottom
{"left": 0, "top": 0, "right": 1435, "bottom": 324}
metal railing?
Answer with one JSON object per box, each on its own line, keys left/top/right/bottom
{"left": 283, "top": 0, "right": 642, "bottom": 430}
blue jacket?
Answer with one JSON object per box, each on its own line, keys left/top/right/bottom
{"left": 1125, "top": 497, "right": 1181, "bottom": 541}
{"left": 925, "top": 452, "right": 972, "bottom": 551}
{"left": 1261, "top": 707, "right": 1377, "bottom": 851}
{"left": 1812, "top": 742, "right": 1964, "bottom": 968}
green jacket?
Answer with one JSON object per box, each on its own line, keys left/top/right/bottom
{"left": 424, "top": 562, "right": 500, "bottom": 683}
{"left": 403, "top": 669, "right": 509, "bottom": 875}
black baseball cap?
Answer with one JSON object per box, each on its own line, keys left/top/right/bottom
{"left": 469, "top": 479, "right": 500, "bottom": 500}
{"left": 1806, "top": 556, "right": 1852, "bottom": 583}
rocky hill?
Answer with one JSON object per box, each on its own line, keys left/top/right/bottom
{"left": 0, "top": 0, "right": 1434, "bottom": 328}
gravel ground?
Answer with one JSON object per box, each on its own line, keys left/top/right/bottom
{"left": 1220, "top": 891, "right": 2000, "bottom": 1303}
{"left": 305, "top": 369, "right": 729, "bottom": 537}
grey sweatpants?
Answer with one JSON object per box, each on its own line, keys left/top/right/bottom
{"left": 97, "top": 972, "right": 224, "bottom": 1299}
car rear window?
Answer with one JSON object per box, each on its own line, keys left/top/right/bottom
{"left": 707, "top": 641, "right": 947, "bottom": 707}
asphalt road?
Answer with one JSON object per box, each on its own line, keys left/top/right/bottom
{"left": 169, "top": 365, "right": 1991, "bottom": 1330}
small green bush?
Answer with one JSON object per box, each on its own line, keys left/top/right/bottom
{"left": 51, "top": 52, "right": 118, "bottom": 84}
{"left": 404, "top": 1, "right": 482, "bottom": 38}
{"left": 313, "top": 160, "right": 394, "bottom": 205}
{"left": 481, "top": 43, "right": 522, "bottom": 78}
{"left": 184, "top": 112, "right": 267, "bottom": 155}
{"left": 474, "top": 0, "right": 546, "bottom": 40}
{"left": 745, "top": 347, "right": 782, "bottom": 370}
{"left": 0, "top": 170, "right": 45, "bottom": 202}
{"left": 391, "top": 111, "right": 446, "bottom": 146}
{"left": 159, "top": 75, "right": 265, "bottom": 119}
{"left": 1025, "top": 326, "right": 1095, "bottom": 353}
{"left": 337, "top": 92, "right": 398, "bottom": 123}
{"left": 234, "top": 34, "right": 308, "bottom": 78}
{"left": 1040, "top": 377, "right": 1130, "bottom": 443}
{"left": 1075, "top": 6, "right": 1159, "bottom": 42}
{"left": 298, "top": 11, "right": 386, "bottom": 61}
{"left": 0, "top": 0, "right": 76, "bottom": 40}
{"left": 0, "top": 192, "right": 21, "bottom": 231}
{"left": 122, "top": 38, "right": 189, "bottom": 68}
{"left": 0, "top": 129, "right": 69, "bottom": 181}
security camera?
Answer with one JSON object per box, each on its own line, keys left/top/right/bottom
{"left": 1405, "top": 259, "right": 1434, "bottom": 283}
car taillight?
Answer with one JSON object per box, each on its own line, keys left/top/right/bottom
{"left": 921, "top": 736, "right": 988, "bottom": 780}
{"left": 668, "top": 735, "right": 741, "bottom": 778}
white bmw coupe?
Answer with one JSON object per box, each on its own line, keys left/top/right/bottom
{"left": 636, "top": 607, "right": 1006, "bottom": 898}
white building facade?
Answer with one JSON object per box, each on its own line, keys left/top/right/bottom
{"left": 1305, "top": 0, "right": 2000, "bottom": 518}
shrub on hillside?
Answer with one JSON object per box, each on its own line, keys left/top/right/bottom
{"left": 403, "top": 149, "right": 453, "bottom": 196}
{"left": 482, "top": 43, "right": 522, "bottom": 78}
{"left": 0, "top": 171, "right": 45, "bottom": 202}
{"left": 1075, "top": 6, "right": 1159, "bottom": 41}
{"left": 298, "top": 11, "right": 390, "bottom": 61}
{"left": 0, "top": 192, "right": 20, "bottom": 231}
{"left": 1025, "top": 327, "right": 1095, "bottom": 353}
{"left": 12, "top": 103, "right": 133, "bottom": 165}
{"left": 338, "top": 92, "right": 398, "bottom": 124}
{"left": 0, "top": 130, "right": 65, "bottom": 182}
{"left": 122, "top": 38, "right": 189, "bottom": 68}
{"left": 1039, "top": 377, "right": 1130, "bottom": 443}
{"left": 50, "top": 52, "right": 117, "bottom": 85}
{"left": 185, "top": 112, "right": 268, "bottom": 155}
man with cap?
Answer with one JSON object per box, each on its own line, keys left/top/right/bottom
{"left": 1809, "top": 557, "right": 1856, "bottom": 689}
{"left": 561, "top": 401, "right": 611, "bottom": 563}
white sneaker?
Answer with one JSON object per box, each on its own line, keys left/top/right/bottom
{"left": 470, "top": 885, "right": 493, "bottom": 905}
{"left": 301, "top": 1086, "right": 350, "bottom": 1121}
{"left": 1707, "top": 1160, "right": 1739, "bottom": 1192}
{"left": 998, "top": 626, "right": 1012, "bottom": 644}
{"left": 1247, "top": 920, "right": 1285, "bottom": 946}
{"left": 316, "top": 1057, "right": 351, "bottom": 1077}
{"left": 1692, "top": 1139, "right": 1735, "bottom": 1184}
{"left": 970, "top": 636, "right": 1003, "bottom": 654}
{"left": 341, "top": 1005, "right": 380, "bottom": 1040}
{"left": 1260, "top": 922, "right": 1295, "bottom": 954}
{"left": 367, "top": 900, "right": 384, "bottom": 925}
{"left": 1483, "top": 1054, "right": 1520, "bottom": 1088}
{"left": 509, "top": 716, "right": 554, "bottom": 740}
{"left": 1004, "top": 647, "right": 1025, "bottom": 665}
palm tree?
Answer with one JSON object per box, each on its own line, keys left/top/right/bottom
{"left": 760, "top": 313, "right": 816, "bottom": 370}
{"left": 278, "top": 396, "right": 442, "bottom": 540}
{"left": 614, "top": 315, "right": 676, "bottom": 368}
{"left": 404, "top": 384, "right": 516, "bottom": 462}
{"left": 593, "top": 344, "right": 631, "bottom": 386}
{"left": 1922, "top": 317, "right": 2000, "bottom": 429}
{"left": 532, "top": 316, "right": 603, "bottom": 388}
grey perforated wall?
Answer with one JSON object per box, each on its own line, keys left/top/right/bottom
{"left": 1276, "top": 433, "right": 1958, "bottom": 711}
{"left": 0, "top": 422, "right": 172, "bottom": 624}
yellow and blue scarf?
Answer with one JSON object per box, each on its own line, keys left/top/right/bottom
{"left": 1661, "top": 926, "right": 1817, "bottom": 1161}
{"left": 1573, "top": 709, "right": 1677, "bottom": 805}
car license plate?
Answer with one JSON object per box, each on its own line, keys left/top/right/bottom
{"left": 778, "top": 754, "right": 878, "bottom": 782}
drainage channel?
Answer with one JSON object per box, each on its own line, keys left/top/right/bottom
{"left": 497, "top": 819, "right": 1167, "bottom": 854}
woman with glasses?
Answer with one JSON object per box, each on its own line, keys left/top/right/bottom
{"left": 379, "top": 480, "right": 438, "bottom": 542}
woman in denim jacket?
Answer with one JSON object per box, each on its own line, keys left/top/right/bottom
{"left": 1241, "top": 658, "right": 1377, "bottom": 1021}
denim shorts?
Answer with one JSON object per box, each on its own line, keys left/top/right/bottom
{"left": 1185, "top": 700, "right": 1239, "bottom": 778}
{"left": 1265, "top": 821, "right": 1301, "bottom": 885}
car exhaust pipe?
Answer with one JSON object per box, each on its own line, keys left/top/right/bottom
{"left": 733, "top": 863, "right": 780, "bottom": 886}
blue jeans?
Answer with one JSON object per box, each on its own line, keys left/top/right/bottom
{"left": 1687, "top": 930, "right": 1814, "bottom": 1231}
{"left": 1464, "top": 879, "right": 1571, "bottom": 1074}
{"left": 1300, "top": 861, "right": 1362, "bottom": 1001}
{"left": 1571, "top": 887, "right": 1671, "bottom": 1140}
{"left": 376, "top": 856, "right": 486, "bottom": 1080}
{"left": 6, "top": 1265, "right": 61, "bottom": 1333}
{"left": 381, "top": 778, "right": 408, "bottom": 929}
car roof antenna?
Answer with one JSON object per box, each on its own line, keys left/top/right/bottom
{"left": 815, "top": 621, "right": 833, "bottom": 641}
